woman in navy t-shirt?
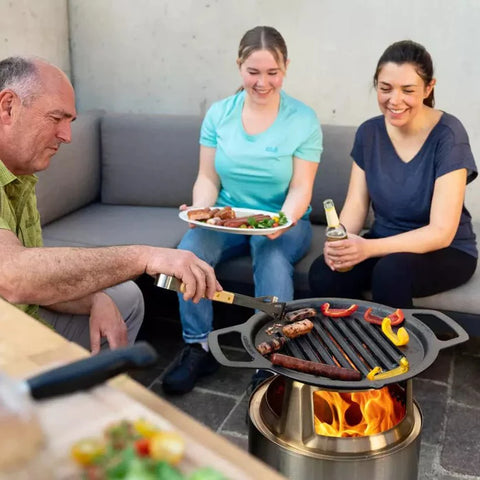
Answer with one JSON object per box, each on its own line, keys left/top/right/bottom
{"left": 309, "top": 40, "right": 477, "bottom": 308}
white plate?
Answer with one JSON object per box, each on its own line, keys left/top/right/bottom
{"left": 178, "top": 207, "right": 292, "bottom": 235}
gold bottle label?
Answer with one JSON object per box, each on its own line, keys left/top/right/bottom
{"left": 323, "top": 199, "right": 340, "bottom": 228}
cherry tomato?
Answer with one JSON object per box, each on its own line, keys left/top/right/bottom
{"left": 134, "top": 437, "right": 151, "bottom": 457}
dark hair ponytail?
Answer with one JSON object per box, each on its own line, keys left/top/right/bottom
{"left": 373, "top": 40, "right": 435, "bottom": 107}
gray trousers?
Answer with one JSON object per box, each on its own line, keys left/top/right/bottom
{"left": 39, "top": 281, "right": 144, "bottom": 351}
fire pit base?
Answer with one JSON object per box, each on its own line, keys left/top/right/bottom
{"left": 248, "top": 378, "right": 423, "bottom": 480}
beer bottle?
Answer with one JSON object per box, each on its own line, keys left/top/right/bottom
{"left": 323, "top": 198, "right": 352, "bottom": 272}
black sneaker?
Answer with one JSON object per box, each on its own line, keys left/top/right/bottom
{"left": 162, "top": 343, "right": 219, "bottom": 394}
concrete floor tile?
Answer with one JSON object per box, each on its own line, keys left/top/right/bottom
{"left": 195, "top": 364, "right": 253, "bottom": 397}
{"left": 132, "top": 317, "right": 186, "bottom": 387}
{"left": 413, "top": 379, "right": 448, "bottom": 445}
{"left": 196, "top": 361, "right": 254, "bottom": 397}
{"left": 451, "top": 353, "right": 480, "bottom": 406}
{"left": 151, "top": 385, "right": 237, "bottom": 432}
{"left": 440, "top": 403, "right": 480, "bottom": 476}
{"left": 219, "top": 432, "right": 248, "bottom": 451}
{"left": 221, "top": 394, "right": 250, "bottom": 437}
{"left": 418, "top": 443, "right": 439, "bottom": 480}
{"left": 417, "top": 348, "right": 452, "bottom": 383}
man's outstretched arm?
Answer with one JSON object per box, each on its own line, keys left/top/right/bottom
{"left": 0, "top": 229, "right": 220, "bottom": 306}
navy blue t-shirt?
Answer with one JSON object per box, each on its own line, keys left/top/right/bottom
{"left": 351, "top": 113, "right": 478, "bottom": 258}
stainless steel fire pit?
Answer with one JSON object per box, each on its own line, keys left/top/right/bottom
{"left": 249, "top": 376, "right": 421, "bottom": 479}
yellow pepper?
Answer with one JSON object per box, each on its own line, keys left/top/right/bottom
{"left": 149, "top": 431, "right": 185, "bottom": 465}
{"left": 133, "top": 418, "right": 160, "bottom": 438}
{"left": 70, "top": 438, "right": 106, "bottom": 466}
{"left": 381, "top": 317, "right": 410, "bottom": 346}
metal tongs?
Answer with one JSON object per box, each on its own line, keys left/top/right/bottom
{"left": 155, "top": 274, "right": 286, "bottom": 320}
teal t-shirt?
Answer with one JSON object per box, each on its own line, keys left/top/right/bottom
{"left": 200, "top": 90, "right": 323, "bottom": 217}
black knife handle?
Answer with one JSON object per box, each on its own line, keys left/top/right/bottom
{"left": 27, "top": 342, "right": 158, "bottom": 400}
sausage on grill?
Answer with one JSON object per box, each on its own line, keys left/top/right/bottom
{"left": 282, "top": 319, "right": 314, "bottom": 338}
{"left": 284, "top": 307, "right": 317, "bottom": 323}
{"left": 256, "top": 337, "right": 286, "bottom": 355}
{"left": 270, "top": 353, "right": 362, "bottom": 381}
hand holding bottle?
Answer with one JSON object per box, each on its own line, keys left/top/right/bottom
{"left": 323, "top": 199, "right": 352, "bottom": 272}
{"left": 324, "top": 232, "right": 369, "bottom": 271}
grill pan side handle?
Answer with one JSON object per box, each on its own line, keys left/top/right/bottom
{"left": 407, "top": 309, "right": 469, "bottom": 349}
{"left": 208, "top": 325, "right": 269, "bottom": 369}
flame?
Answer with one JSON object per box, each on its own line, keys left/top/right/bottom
{"left": 313, "top": 387, "right": 405, "bottom": 437}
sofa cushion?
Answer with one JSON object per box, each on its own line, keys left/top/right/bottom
{"left": 100, "top": 114, "right": 202, "bottom": 208}
{"left": 42, "top": 204, "right": 188, "bottom": 248}
{"left": 36, "top": 110, "right": 103, "bottom": 226}
{"left": 410, "top": 221, "right": 480, "bottom": 315}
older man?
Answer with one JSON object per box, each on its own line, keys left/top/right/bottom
{"left": 0, "top": 56, "right": 220, "bottom": 353}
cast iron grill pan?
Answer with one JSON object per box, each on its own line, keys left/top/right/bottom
{"left": 208, "top": 298, "right": 468, "bottom": 390}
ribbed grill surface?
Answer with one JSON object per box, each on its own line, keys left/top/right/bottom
{"left": 282, "top": 315, "right": 404, "bottom": 377}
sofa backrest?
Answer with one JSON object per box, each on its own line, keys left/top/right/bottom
{"left": 465, "top": 168, "right": 480, "bottom": 222}
{"left": 310, "top": 124, "right": 357, "bottom": 225}
{"left": 100, "top": 114, "right": 358, "bottom": 222}
{"left": 36, "top": 110, "right": 480, "bottom": 230}
{"left": 100, "top": 113, "right": 202, "bottom": 207}
{"left": 36, "top": 110, "right": 103, "bottom": 226}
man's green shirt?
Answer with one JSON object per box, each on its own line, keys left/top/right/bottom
{"left": 0, "top": 159, "right": 43, "bottom": 319}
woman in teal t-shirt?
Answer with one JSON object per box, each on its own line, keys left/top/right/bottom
{"left": 163, "top": 26, "right": 323, "bottom": 394}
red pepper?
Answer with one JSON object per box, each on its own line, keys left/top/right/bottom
{"left": 320, "top": 302, "right": 358, "bottom": 318}
{"left": 388, "top": 308, "right": 405, "bottom": 325}
{"left": 134, "top": 437, "right": 151, "bottom": 457}
{"left": 363, "top": 307, "right": 405, "bottom": 326}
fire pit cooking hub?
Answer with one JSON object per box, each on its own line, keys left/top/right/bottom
{"left": 208, "top": 298, "right": 468, "bottom": 480}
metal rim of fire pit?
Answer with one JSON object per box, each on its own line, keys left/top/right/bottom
{"left": 249, "top": 376, "right": 423, "bottom": 456}
{"left": 208, "top": 297, "right": 468, "bottom": 390}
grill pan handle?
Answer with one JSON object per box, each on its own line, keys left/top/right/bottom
{"left": 208, "top": 325, "right": 269, "bottom": 369}
{"left": 406, "top": 309, "right": 469, "bottom": 350}
{"left": 26, "top": 342, "right": 158, "bottom": 400}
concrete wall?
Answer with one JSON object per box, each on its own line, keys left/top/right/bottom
{"left": 12, "top": 0, "right": 479, "bottom": 161}
{"left": 0, "top": 0, "right": 70, "bottom": 77}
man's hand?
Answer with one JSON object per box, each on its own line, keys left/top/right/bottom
{"left": 145, "top": 248, "right": 221, "bottom": 304}
{"left": 89, "top": 291, "right": 128, "bottom": 354}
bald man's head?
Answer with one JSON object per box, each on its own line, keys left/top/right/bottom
{"left": 0, "top": 56, "right": 76, "bottom": 175}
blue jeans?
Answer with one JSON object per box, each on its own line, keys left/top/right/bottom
{"left": 177, "top": 219, "right": 312, "bottom": 343}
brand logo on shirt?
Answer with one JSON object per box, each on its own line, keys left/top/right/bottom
{"left": 265, "top": 146, "right": 278, "bottom": 153}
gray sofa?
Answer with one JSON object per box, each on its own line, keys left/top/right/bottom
{"left": 35, "top": 110, "right": 480, "bottom": 335}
